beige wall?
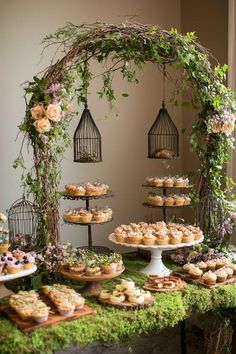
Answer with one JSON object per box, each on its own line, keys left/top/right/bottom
{"left": 0, "top": 0, "right": 182, "bottom": 250}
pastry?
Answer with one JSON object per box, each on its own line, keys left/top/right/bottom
{"left": 128, "top": 294, "right": 145, "bottom": 304}
{"left": 7, "top": 261, "right": 22, "bottom": 274}
{"left": 182, "top": 231, "right": 194, "bottom": 243}
{"left": 183, "top": 263, "right": 195, "bottom": 273}
{"left": 153, "top": 178, "right": 164, "bottom": 187}
{"left": 206, "top": 260, "right": 216, "bottom": 271}
{"left": 115, "top": 232, "right": 127, "bottom": 243}
{"left": 92, "top": 210, "right": 106, "bottom": 222}
{"left": 85, "top": 266, "right": 101, "bottom": 276}
{"left": 155, "top": 231, "right": 169, "bottom": 245}
{"left": 214, "top": 268, "right": 227, "bottom": 283}
{"left": 22, "top": 253, "right": 35, "bottom": 269}
{"left": 229, "top": 263, "right": 236, "bottom": 275}
{"left": 78, "top": 211, "right": 93, "bottom": 223}
{"left": 147, "top": 195, "right": 164, "bottom": 206}
{"left": 12, "top": 249, "right": 25, "bottom": 261}
{"left": 174, "top": 178, "right": 186, "bottom": 187}
{"left": 140, "top": 290, "right": 152, "bottom": 299}
{"left": 65, "top": 184, "right": 86, "bottom": 196}
{"left": 174, "top": 195, "right": 185, "bottom": 206}
{"left": 196, "top": 261, "right": 207, "bottom": 272}
{"left": 164, "top": 197, "right": 174, "bottom": 206}
{"left": 32, "top": 307, "right": 49, "bottom": 323}
{"left": 223, "top": 267, "right": 234, "bottom": 279}
{"left": 123, "top": 288, "right": 141, "bottom": 297}
{"left": 69, "top": 263, "right": 85, "bottom": 274}
{"left": 142, "top": 234, "right": 156, "bottom": 245}
{"left": 110, "top": 292, "right": 125, "bottom": 304}
{"left": 101, "top": 262, "right": 117, "bottom": 274}
{"left": 163, "top": 177, "right": 174, "bottom": 187}
{"left": 202, "top": 270, "right": 217, "bottom": 285}
{"left": 169, "top": 230, "right": 182, "bottom": 244}
{"left": 57, "top": 302, "right": 75, "bottom": 317}
{"left": 100, "top": 290, "right": 112, "bottom": 300}
{"left": 189, "top": 267, "right": 203, "bottom": 279}
{"left": 184, "top": 196, "right": 191, "bottom": 205}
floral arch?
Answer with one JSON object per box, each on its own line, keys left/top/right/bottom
{"left": 14, "top": 21, "right": 236, "bottom": 246}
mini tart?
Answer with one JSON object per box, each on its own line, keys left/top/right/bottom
{"left": 142, "top": 234, "right": 156, "bottom": 245}
{"left": 163, "top": 178, "right": 174, "bottom": 187}
{"left": 109, "top": 292, "right": 125, "bottom": 304}
{"left": 202, "top": 271, "right": 217, "bottom": 285}
{"left": 164, "top": 197, "right": 174, "bottom": 206}
{"left": 189, "top": 267, "right": 203, "bottom": 279}
{"left": 214, "top": 269, "right": 227, "bottom": 283}
{"left": 196, "top": 261, "right": 207, "bottom": 271}
{"left": 99, "top": 290, "right": 112, "bottom": 300}
{"left": 128, "top": 294, "right": 145, "bottom": 304}
{"left": 206, "top": 260, "right": 216, "bottom": 271}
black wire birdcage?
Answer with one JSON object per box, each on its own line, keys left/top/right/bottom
{"left": 196, "top": 188, "right": 224, "bottom": 246}
{"left": 8, "top": 197, "right": 40, "bottom": 251}
{"left": 148, "top": 101, "right": 179, "bottom": 159}
{"left": 73, "top": 103, "right": 102, "bottom": 162}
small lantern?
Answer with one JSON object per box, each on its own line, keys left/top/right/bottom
{"left": 73, "top": 103, "right": 102, "bottom": 162}
{"left": 8, "top": 197, "right": 40, "bottom": 251}
{"left": 148, "top": 63, "right": 179, "bottom": 159}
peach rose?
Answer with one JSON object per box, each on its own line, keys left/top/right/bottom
{"left": 30, "top": 105, "right": 45, "bottom": 121}
{"left": 222, "top": 121, "right": 234, "bottom": 136}
{"left": 211, "top": 123, "right": 222, "bottom": 133}
{"left": 45, "top": 103, "right": 61, "bottom": 122}
{"left": 33, "top": 118, "right": 51, "bottom": 134}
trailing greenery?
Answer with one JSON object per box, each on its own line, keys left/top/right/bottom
{"left": 0, "top": 257, "right": 236, "bottom": 354}
{"left": 14, "top": 21, "right": 236, "bottom": 244}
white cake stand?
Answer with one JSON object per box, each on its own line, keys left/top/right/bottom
{"left": 0, "top": 265, "right": 37, "bottom": 299}
{"left": 108, "top": 234, "right": 203, "bottom": 276}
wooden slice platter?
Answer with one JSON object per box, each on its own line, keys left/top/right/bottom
{"left": 60, "top": 266, "right": 125, "bottom": 282}
{"left": 173, "top": 270, "right": 236, "bottom": 289}
{"left": 0, "top": 294, "right": 95, "bottom": 333}
{"left": 98, "top": 296, "right": 154, "bottom": 310}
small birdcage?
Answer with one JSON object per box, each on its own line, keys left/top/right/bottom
{"left": 196, "top": 189, "right": 224, "bottom": 246}
{"left": 8, "top": 197, "right": 40, "bottom": 251}
{"left": 73, "top": 103, "right": 102, "bottom": 162}
{"left": 148, "top": 100, "right": 179, "bottom": 159}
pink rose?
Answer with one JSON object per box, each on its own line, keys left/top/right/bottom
{"left": 33, "top": 118, "right": 51, "bottom": 133}
{"left": 30, "top": 105, "right": 45, "bottom": 121}
{"left": 45, "top": 103, "right": 61, "bottom": 122}
{"left": 211, "top": 123, "right": 222, "bottom": 133}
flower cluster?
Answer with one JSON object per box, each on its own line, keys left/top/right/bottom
{"left": 31, "top": 103, "right": 62, "bottom": 134}
{"left": 35, "top": 243, "right": 77, "bottom": 276}
{"left": 0, "top": 212, "right": 9, "bottom": 245}
{"left": 208, "top": 106, "right": 236, "bottom": 136}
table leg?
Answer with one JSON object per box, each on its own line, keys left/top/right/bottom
{"left": 180, "top": 320, "right": 187, "bottom": 354}
{"left": 0, "top": 283, "right": 14, "bottom": 299}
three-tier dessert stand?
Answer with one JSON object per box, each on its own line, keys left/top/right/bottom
{"left": 62, "top": 192, "right": 113, "bottom": 252}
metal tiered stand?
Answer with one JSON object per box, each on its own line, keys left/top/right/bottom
{"left": 62, "top": 192, "right": 113, "bottom": 253}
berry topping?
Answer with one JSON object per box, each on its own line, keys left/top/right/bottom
{"left": 7, "top": 257, "right": 13, "bottom": 261}
{"left": 24, "top": 259, "right": 29, "bottom": 264}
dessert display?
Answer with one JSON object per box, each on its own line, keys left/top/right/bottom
{"left": 98, "top": 278, "right": 154, "bottom": 309}
{"left": 113, "top": 222, "right": 203, "bottom": 246}
{"left": 64, "top": 182, "right": 109, "bottom": 197}
{"left": 176, "top": 258, "right": 236, "bottom": 287}
{"left": 145, "top": 176, "right": 190, "bottom": 188}
{"left": 64, "top": 207, "right": 113, "bottom": 224}
{"left": 143, "top": 275, "right": 186, "bottom": 292}
{"left": 9, "top": 290, "right": 50, "bottom": 323}
{"left": 0, "top": 249, "right": 36, "bottom": 276}
{"left": 62, "top": 251, "right": 123, "bottom": 276}
{"left": 147, "top": 194, "right": 191, "bottom": 207}
{"left": 42, "top": 284, "right": 85, "bottom": 316}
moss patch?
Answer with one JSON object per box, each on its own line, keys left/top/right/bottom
{"left": 0, "top": 257, "right": 236, "bottom": 354}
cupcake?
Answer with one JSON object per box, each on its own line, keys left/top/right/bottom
{"left": 183, "top": 263, "right": 195, "bottom": 273}
{"left": 163, "top": 177, "right": 174, "bottom": 187}
{"left": 223, "top": 267, "right": 234, "bottom": 279}
{"left": 7, "top": 261, "right": 22, "bottom": 274}
{"left": 229, "top": 263, "right": 236, "bottom": 275}
{"left": 174, "top": 195, "right": 185, "bottom": 206}
{"left": 22, "top": 253, "right": 35, "bottom": 269}
{"left": 85, "top": 266, "right": 101, "bottom": 276}
{"left": 206, "top": 260, "right": 216, "bottom": 271}
{"left": 147, "top": 195, "right": 164, "bottom": 206}
{"left": 57, "top": 302, "right": 75, "bottom": 317}
{"left": 110, "top": 292, "right": 125, "bottom": 304}
{"left": 65, "top": 184, "right": 86, "bottom": 196}
{"left": 92, "top": 210, "right": 106, "bottom": 222}
{"left": 202, "top": 271, "right": 217, "bottom": 285}
{"left": 99, "top": 290, "right": 112, "bottom": 300}
{"left": 142, "top": 234, "right": 156, "bottom": 245}
{"left": 174, "top": 178, "right": 185, "bottom": 187}
{"left": 123, "top": 288, "right": 141, "bottom": 297}
{"left": 129, "top": 233, "right": 143, "bottom": 245}
{"left": 169, "top": 230, "right": 182, "bottom": 244}
{"left": 78, "top": 211, "right": 93, "bottom": 223}
{"left": 153, "top": 178, "right": 164, "bottom": 187}
{"left": 184, "top": 196, "right": 191, "bottom": 205}
{"left": 192, "top": 227, "right": 203, "bottom": 241}
{"left": 140, "top": 290, "right": 152, "bottom": 300}
{"left": 146, "top": 177, "right": 156, "bottom": 186}
{"left": 196, "top": 261, "right": 207, "bottom": 272}
{"left": 101, "top": 262, "right": 117, "bottom": 275}
{"left": 70, "top": 263, "right": 85, "bottom": 275}
{"left": 115, "top": 232, "right": 127, "bottom": 244}
{"left": 182, "top": 231, "right": 194, "bottom": 244}
{"left": 155, "top": 231, "right": 169, "bottom": 245}
{"left": 32, "top": 307, "right": 49, "bottom": 323}
{"left": 189, "top": 267, "right": 203, "bottom": 279}
{"left": 214, "top": 268, "right": 227, "bottom": 283}
{"left": 12, "top": 249, "right": 25, "bottom": 261}
{"left": 164, "top": 197, "right": 175, "bottom": 206}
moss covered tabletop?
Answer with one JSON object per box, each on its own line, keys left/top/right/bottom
{"left": 0, "top": 257, "right": 236, "bottom": 354}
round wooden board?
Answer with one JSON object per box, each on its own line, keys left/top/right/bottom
{"left": 98, "top": 296, "right": 154, "bottom": 310}
{"left": 60, "top": 267, "right": 125, "bottom": 282}
{"left": 143, "top": 281, "right": 186, "bottom": 292}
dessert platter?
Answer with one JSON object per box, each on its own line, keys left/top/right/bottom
{"left": 109, "top": 221, "right": 204, "bottom": 276}
{"left": 0, "top": 248, "right": 37, "bottom": 298}
{"left": 61, "top": 181, "right": 114, "bottom": 251}
{"left": 144, "top": 176, "right": 192, "bottom": 188}
{"left": 98, "top": 278, "right": 154, "bottom": 310}
{"left": 145, "top": 194, "right": 191, "bottom": 207}
{"left": 60, "top": 251, "right": 125, "bottom": 296}
{"left": 0, "top": 284, "right": 94, "bottom": 333}
{"left": 173, "top": 258, "right": 236, "bottom": 288}
{"left": 143, "top": 275, "right": 186, "bottom": 292}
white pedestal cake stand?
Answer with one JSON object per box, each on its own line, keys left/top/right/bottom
{"left": 108, "top": 234, "right": 203, "bottom": 276}
{"left": 0, "top": 265, "right": 37, "bottom": 299}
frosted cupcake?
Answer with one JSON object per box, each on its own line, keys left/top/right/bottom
{"left": 214, "top": 268, "right": 227, "bottom": 283}
{"left": 183, "top": 263, "right": 195, "bottom": 273}
{"left": 7, "top": 261, "right": 22, "bottom": 274}
{"left": 110, "top": 292, "right": 125, "bottom": 304}
{"left": 32, "top": 307, "right": 49, "bottom": 323}
{"left": 189, "top": 267, "right": 203, "bottom": 279}
{"left": 99, "top": 290, "right": 112, "bottom": 300}
{"left": 229, "top": 263, "right": 236, "bottom": 275}
{"left": 174, "top": 177, "right": 186, "bottom": 187}
{"left": 182, "top": 231, "right": 194, "bottom": 244}
{"left": 163, "top": 177, "right": 174, "bottom": 187}
{"left": 206, "top": 260, "right": 216, "bottom": 271}
{"left": 155, "top": 231, "right": 169, "bottom": 245}
{"left": 174, "top": 195, "right": 185, "bottom": 206}
{"left": 153, "top": 177, "right": 164, "bottom": 187}
{"left": 202, "top": 271, "right": 217, "bottom": 285}
{"left": 223, "top": 267, "right": 233, "bottom": 279}
{"left": 164, "top": 196, "right": 175, "bottom": 206}
{"left": 128, "top": 294, "right": 144, "bottom": 304}
{"left": 196, "top": 261, "right": 207, "bottom": 272}
{"left": 142, "top": 234, "right": 156, "bottom": 245}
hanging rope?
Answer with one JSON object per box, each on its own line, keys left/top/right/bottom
{"left": 162, "top": 63, "right": 166, "bottom": 108}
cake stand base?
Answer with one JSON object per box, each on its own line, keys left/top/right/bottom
{"left": 0, "top": 283, "right": 14, "bottom": 299}
{"left": 142, "top": 248, "right": 171, "bottom": 276}
{"left": 82, "top": 281, "right": 102, "bottom": 297}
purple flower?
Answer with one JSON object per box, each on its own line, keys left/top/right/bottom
{"left": 48, "top": 83, "right": 61, "bottom": 94}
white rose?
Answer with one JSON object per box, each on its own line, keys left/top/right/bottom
{"left": 45, "top": 103, "right": 61, "bottom": 122}
{"left": 33, "top": 118, "right": 51, "bottom": 134}
{"left": 30, "top": 105, "right": 45, "bottom": 121}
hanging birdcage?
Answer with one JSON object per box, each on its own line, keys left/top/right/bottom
{"left": 148, "top": 100, "right": 179, "bottom": 159}
{"left": 196, "top": 189, "right": 224, "bottom": 246}
{"left": 8, "top": 197, "right": 40, "bottom": 251}
{"left": 73, "top": 103, "right": 102, "bottom": 162}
